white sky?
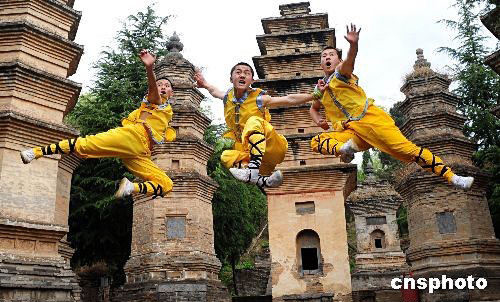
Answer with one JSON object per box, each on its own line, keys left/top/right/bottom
{"left": 70, "top": 0, "right": 497, "bottom": 165}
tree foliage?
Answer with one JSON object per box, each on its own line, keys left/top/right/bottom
{"left": 438, "top": 1, "right": 499, "bottom": 150}
{"left": 66, "top": 6, "right": 171, "bottom": 284}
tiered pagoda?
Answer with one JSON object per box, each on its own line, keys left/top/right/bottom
{"left": 0, "top": 0, "right": 84, "bottom": 301}
{"left": 253, "top": 3, "right": 357, "bottom": 301}
{"left": 395, "top": 49, "right": 500, "bottom": 301}
{"left": 113, "top": 34, "right": 230, "bottom": 302}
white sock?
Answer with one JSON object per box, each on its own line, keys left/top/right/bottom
{"left": 124, "top": 180, "right": 135, "bottom": 196}
{"left": 451, "top": 175, "right": 474, "bottom": 191}
{"left": 339, "top": 139, "right": 359, "bottom": 155}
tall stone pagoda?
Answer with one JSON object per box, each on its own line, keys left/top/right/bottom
{"left": 113, "top": 34, "right": 230, "bottom": 302}
{"left": 252, "top": 3, "right": 357, "bottom": 301}
{"left": 394, "top": 49, "right": 500, "bottom": 301}
{"left": 480, "top": 3, "right": 499, "bottom": 75}
{"left": 346, "top": 162, "right": 407, "bottom": 302}
{"left": 0, "top": 0, "right": 84, "bottom": 301}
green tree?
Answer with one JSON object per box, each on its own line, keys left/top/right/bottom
{"left": 66, "top": 6, "right": 171, "bottom": 284}
{"left": 438, "top": 0, "right": 499, "bottom": 150}
{"left": 438, "top": 0, "right": 500, "bottom": 236}
{"left": 204, "top": 126, "right": 267, "bottom": 295}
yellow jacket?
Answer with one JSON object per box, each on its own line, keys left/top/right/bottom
{"left": 316, "top": 72, "right": 373, "bottom": 125}
{"left": 122, "top": 95, "right": 176, "bottom": 144}
{"left": 223, "top": 88, "right": 271, "bottom": 142}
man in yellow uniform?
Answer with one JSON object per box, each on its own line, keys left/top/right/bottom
{"left": 195, "top": 63, "right": 313, "bottom": 188}
{"left": 20, "top": 50, "right": 176, "bottom": 198}
{"left": 310, "top": 24, "right": 474, "bottom": 190}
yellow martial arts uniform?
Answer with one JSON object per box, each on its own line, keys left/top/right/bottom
{"left": 33, "top": 96, "right": 176, "bottom": 197}
{"left": 311, "top": 71, "right": 455, "bottom": 182}
{"left": 220, "top": 88, "right": 288, "bottom": 176}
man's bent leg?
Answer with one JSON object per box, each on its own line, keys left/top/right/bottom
{"left": 230, "top": 116, "right": 284, "bottom": 188}
{"left": 259, "top": 128, "right": 288, "bottom": 176}
{"left": 220, "top": 142, "right": 250, "bottom": 169}
{"left": 311, "top": 129, "right": 370, "bottom": 162}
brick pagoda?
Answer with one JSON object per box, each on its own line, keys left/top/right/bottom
{"left": 252, "top": 3, "right": 357, "bottom": 301}
{"left": 0, "top": 0, "right": 84, "bottom": 301}
{"left": 112, "top": 34, "right": 230, "bottom": 302}
{"left": 347, "top": 162, "right": 407, "bottom": 302}
{"left": 394, "top": 49, "right": 500, "bottom": 302}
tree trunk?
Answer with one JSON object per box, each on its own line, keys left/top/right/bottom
{"left": 231, "top": 258, "right": 238, "bottom": 296}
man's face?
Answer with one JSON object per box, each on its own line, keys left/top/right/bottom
{"left": 320, "top": 49, "right": 341, "bottom": 75}
{"left": 157, "top": 79, "right": 173, "bottom": 98}
{"left": 230, "top": 65, "right": 254, "bottom": 90}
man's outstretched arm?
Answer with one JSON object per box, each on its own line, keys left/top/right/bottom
{"left": 262, "top": 93, "right": 314, "bottom": 109}
{"left": 309, "top": 99, "right": 330, "bottom": 130}
{"left": 140, "top": 49, "right": 162, "bottom": 105}
{"left": 194, "top": 69, "right": 225, "bottom": 100}
{"left": 338, "top": 23, "right": 361, "bottom": 78}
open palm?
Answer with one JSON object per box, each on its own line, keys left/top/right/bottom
{"left": 139, "top": 49, "right": 156, "bottom": 67}
{"left": 344, "top": 23, "right": 361, "bottom": 44}
{"left": 194, "top": 69, "right": 208, "bottom": 88}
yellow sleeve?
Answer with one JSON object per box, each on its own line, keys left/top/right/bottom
{"left": 121, "top": 109, "right": 140, "bottom": 126}
{"left": 223, "top": 130, "right": 237, "bottom": 141}
{"left": 165, "top": 127, "right": 176, "bottom": 142}
{"left": 333, "top": 121, "right": 345, "bottom": 131}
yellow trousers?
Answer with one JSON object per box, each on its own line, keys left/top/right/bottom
{"left": 221, "top": 116, "right": 288, "bottom": 176}
{"left": 311, "top": 105, "right": 455, "bottom": 182}
{"left": 34, "top": 123, "right": 173, "bottom": 197}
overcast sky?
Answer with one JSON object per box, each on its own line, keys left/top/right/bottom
{"left": 70, "top": 0, "right": 496, "bottom": 164}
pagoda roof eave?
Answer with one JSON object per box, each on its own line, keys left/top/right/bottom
{"left": 400, "top": 74, "right": 452, "bottom": 93}
{"left": 256, "top": 27, "right": 335, "bottom": 39}
{"left": 254, "top": 74, "right": 322, "bottom": 83}
{"left": 261, "top": 13, "right": 329, "bottom": 34}
{"left": 252, "top": 50, "right": 321, "bottom": 60}
{"left": 261, "top": 12, "right": 328, "bottom": 22}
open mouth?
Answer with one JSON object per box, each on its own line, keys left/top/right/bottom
{"left": 238, "top": 80, "right": 246, "bottom": 85}
{"left": 160, "top": 90, "right": 167, "bottom": 95}
{"left": 326, "top": 62, "right": 332, "bottom": 67}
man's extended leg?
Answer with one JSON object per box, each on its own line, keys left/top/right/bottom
{"left": 347, "top": 106, "right": 473, "bottom": 190}
{"left": 19, "top": 123, "right": 174, "bottom": 198}
{"left": 117, "top": 156, "right": 173, "bottom": 199}
{"left": 21, "top": 124, "right": 150, "bottom": 163}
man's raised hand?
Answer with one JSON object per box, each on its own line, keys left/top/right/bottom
{"left": 194, "top": 68, "right": 208, "bottom": 89}
{"left": 139, "top": 49, "right": 156, "bottom": 67}
{"left": 344, "top": 23, "right": 361, "bottom": 45}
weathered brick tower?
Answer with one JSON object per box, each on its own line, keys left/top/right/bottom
{"left": 346, "top": 163, "right": 407, "bottom": 302}
{"left": 480, "top": 3, "right": 499, "bottom": 76}
{"left": 480, "top": 3, "right": 499, "bottom": 118}
{"left": 0, "top": 1, "right": 83, "bottom": 301}
{"left": 113, "top": 34, "right": 230, "bottom": 302}
{"left": 395, "top": 49, "right": 500, "bottom": 302}
{"left": 252, "top": 3, "right": 357, "bottom": 301}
